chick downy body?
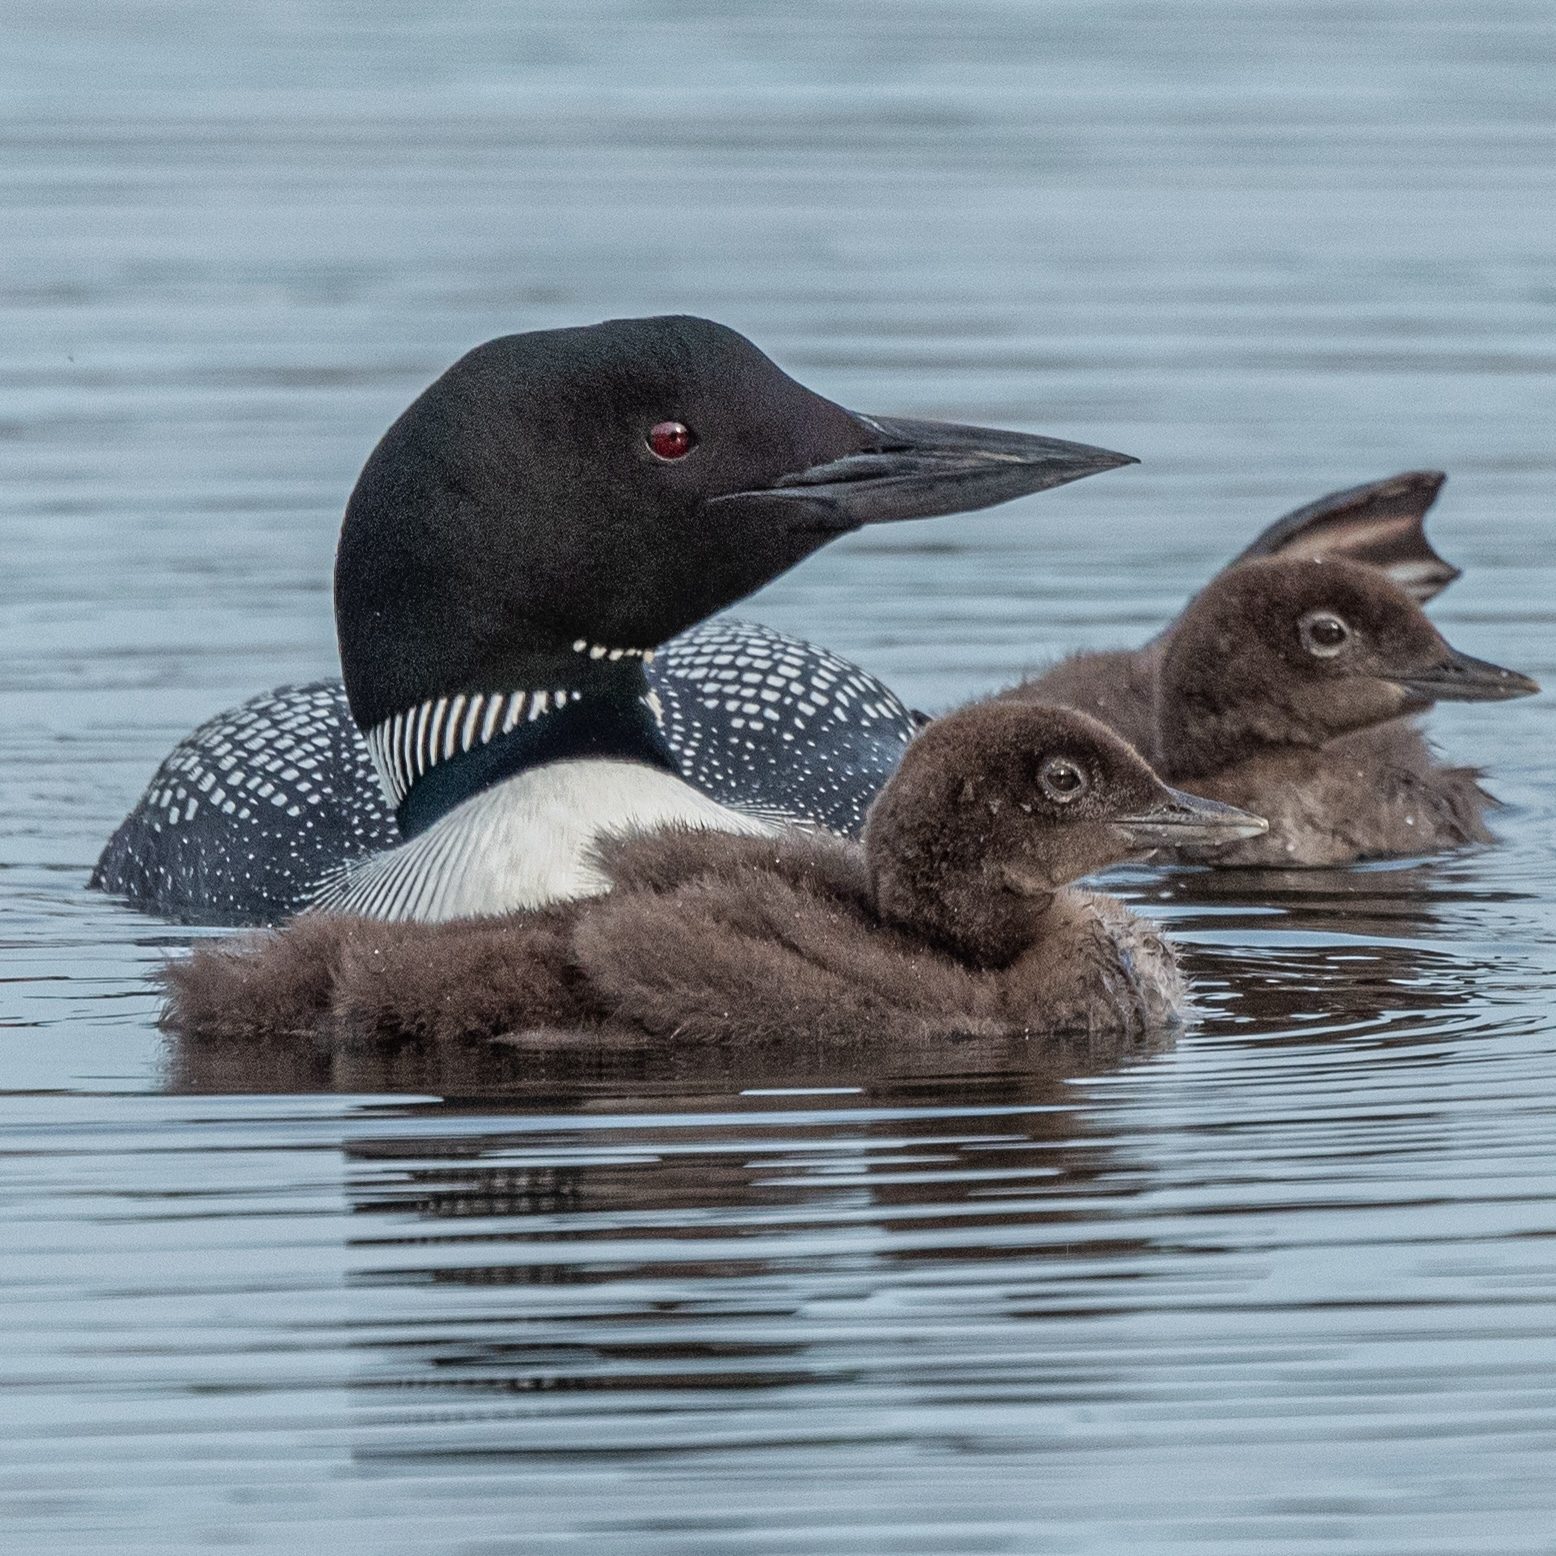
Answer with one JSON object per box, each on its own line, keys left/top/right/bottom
{"left": 1004, "top": 483, "right": 1535, "bottom": 866}
{"left": 161, "top": 703, "right": 1264, "bottom": 1047}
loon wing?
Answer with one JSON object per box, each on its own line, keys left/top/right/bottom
{"left": 1130, "top": 471, "right": 1462, "bottom": 656}
{"left": 89, "top": 681, "right": 394, "bottom": 926}
{"left": 1222, "top": 470, "right": 1458, "bottom": 603}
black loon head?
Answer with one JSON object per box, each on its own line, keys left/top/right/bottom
{"left": 335, "top": 314, "right": 1133, "bottom": 831}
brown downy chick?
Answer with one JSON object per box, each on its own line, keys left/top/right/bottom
{"left": 574, "top": 703, "right": 1265, "bottom": 1042}
{"left": 162, "top": 903, "right": 598, "bottom": 1047}
{"left": 1154, "top": 557, "right": 1530, "bottom": 773}
{"left": 161, "top": 703, "right": 1264, "bottom": 1048}
{"left": 1016, "top": 469, "right": 1462, "bottom": 753}
{"left": 1004, "top": 471, "right": 1536, "bottom": 865}
{"left": 864, "top": 703, "right": 1259, "bottom": 968}
{"left": 1027, "top": 556, "right": 1536, "bottom": 867}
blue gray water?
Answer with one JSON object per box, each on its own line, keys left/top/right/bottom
{"left": 3, "top": 2, "right": 1555, "bottom": 1551}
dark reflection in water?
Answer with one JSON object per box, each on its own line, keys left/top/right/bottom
{"left": 6, "top": 0, "right": 1556, "bottom": 1550}
{"left": 15, "top": 873, "right": 1556, "bottom": 1551}
{"left": 168, "top": 1011, "right": 1171, "bottom": 1101}
{"left": 151, "top": 894, "right": 1550, "bottom": 1516}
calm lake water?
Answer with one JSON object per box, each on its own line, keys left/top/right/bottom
{"left": 4, "top": 2, "right": 1556, "bottom": 1551}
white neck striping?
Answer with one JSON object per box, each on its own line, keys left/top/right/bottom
{"left": 361, "top": 636, "right": 659, "bottom": 810}
{"left": 363, "top": 687, "right": 586, "bottom": 809}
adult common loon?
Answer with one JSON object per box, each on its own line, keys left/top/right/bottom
{"left": 161, "top": 702, "right": 1267, "bottom": 1047}
{"left": 94, "top": 314, "right": 1132, "bottom": 924}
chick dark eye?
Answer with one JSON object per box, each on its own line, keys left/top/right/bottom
{"left": 647, "top": 421, "right": 696, "bottom": 461}
{"left": 1039, "top": 755, "right": 1088, "bottom": 804}
{"left": 1299, "top": 609, "right": 1352, "bottom": 658}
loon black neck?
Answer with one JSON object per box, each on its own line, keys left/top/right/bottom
{"left": 365, "top": 659, "right": 679, "bottom": 840}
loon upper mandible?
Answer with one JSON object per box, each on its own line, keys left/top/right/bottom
{"left": 93, "top": 314, "right": 1132, "bottom": 924}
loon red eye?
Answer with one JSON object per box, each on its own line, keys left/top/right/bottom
{"left": 647, "top": 421, "right": 696, "bottom": 461}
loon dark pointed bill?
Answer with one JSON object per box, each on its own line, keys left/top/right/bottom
{"left": 93, "top": 315, "right": 1134, "bottom": 926}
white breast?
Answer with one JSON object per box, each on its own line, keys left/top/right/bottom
{"left": 309, "top": 760, "right": 773, "bottom": 922}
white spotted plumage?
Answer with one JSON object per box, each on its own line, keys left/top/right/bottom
{"left": 93, "top": 620, "right": 917, "bottom": 924}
